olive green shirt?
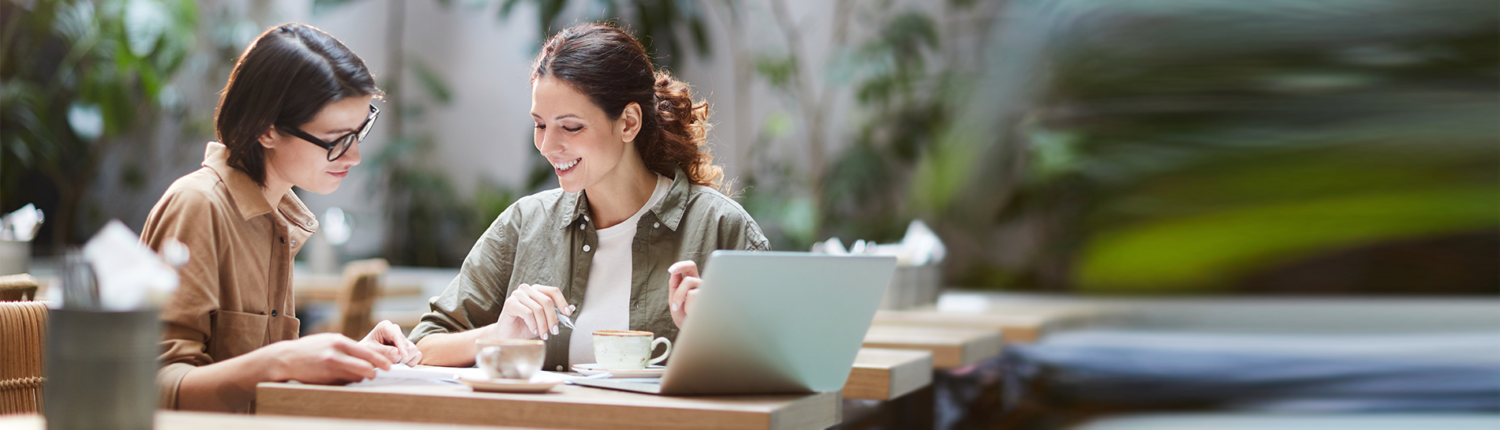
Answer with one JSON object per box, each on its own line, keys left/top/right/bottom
{"left": 409, "top": 169, "right": 770, "bottom": 371}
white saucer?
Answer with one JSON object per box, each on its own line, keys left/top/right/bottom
{"left": 571, "top": 363, "right": 666, "bottom": 379}
{"left": 457, "top": 376, "right": 559, "bottom": 393}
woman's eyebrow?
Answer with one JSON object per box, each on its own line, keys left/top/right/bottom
{"left": 554, "top": 114, "right": 580, "bottom": 121}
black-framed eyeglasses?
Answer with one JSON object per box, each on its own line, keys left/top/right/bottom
{"left": 278, "top": 104, "right": 379, "bottom": 161}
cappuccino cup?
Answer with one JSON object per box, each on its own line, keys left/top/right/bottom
{"left": 591, "top": 330, "right": 670, "bottom": 370}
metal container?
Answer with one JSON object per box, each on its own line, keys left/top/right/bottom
{"left": 44, "top": 309, "right": 159, "bottom": 430}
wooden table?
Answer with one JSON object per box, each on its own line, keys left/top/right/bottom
{"left": 861, "top": 325, "right": 1003, "bottom": 369}
{"left": 292, "top": 266, "right": 457, "bottom": 303}
{"left": 842, "top": 348, "right": 932, "bottom": 401}
{"left": 257, "top": 382, "right": 840, "bottom": 430}
{"left": 292, "top": 272, "right": 426, "bottom": 303}
{"left": 0, "top": 411, "right": 537, "bottom": 430}
{"left": 872, "top": 291, "right": 1113, "bottom": 343}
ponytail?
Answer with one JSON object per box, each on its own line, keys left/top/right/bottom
{"left": 646, "top": 71, "right": 721, "bottom": 189}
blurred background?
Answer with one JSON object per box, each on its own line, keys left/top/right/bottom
{"left": 3, "top": 0, "right": 1496, "bottom": 296}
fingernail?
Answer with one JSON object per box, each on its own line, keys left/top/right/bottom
{"left": 541, "top": 332, "right": 548, "bottom": 340}
{"left": 568, "top": 305, "right": 576, "bottom": 314}
{"left": 551, "top": 325, "right": 558, "bottom": 335}
{"left": 671, "top": 302, "right": 679, "bottom": 312}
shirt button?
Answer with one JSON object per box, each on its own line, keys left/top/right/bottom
{"left": 280, "top": 237, "right": 286, "bottom": 244}
{"left": 653, "top": 222, "right": 660, "bottom": 228}
{"left": 584, "top": 215, "right": 590, "bottom": 222}
{"left": 579, "top": 223, "right": 585, "bottom": 230}
{"left": 290, "top": 239, "right": 297, "bottom": 247}
{"left": 583, "top": 244, "right": 591, "bottom": 252}
{"left": 306, "top": 221, "right": 313, "bottom": 227}
{"left": 271, "top": 310, "right": 278, "bottom": 317}
{"left": 556, "top": 365, "right": 564, "bottom": 371}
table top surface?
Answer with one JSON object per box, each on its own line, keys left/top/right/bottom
{"left": 862, "top": 324, "right": 1004, "bottom": 369}
{"left": 845, "top": 348, "right": 933, "bottom": 400}
{"left": 257, "top": 380, "right": 841, "bottom": 430}
{"left": 0, "top": 412, "right": 540, "bottom": 430}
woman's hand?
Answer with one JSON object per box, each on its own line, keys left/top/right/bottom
{"left": 668, "top": 260, "right": 701, "bottom": 329}
{"left": 258, "top": 333, "right": 392, "bottom": 385}
{"left": 495, "top": 283, "right": 573, "bottom": 340}
{"left": 360, "top": 320, "right": 422, "bottom": 366}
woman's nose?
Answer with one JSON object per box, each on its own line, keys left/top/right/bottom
{"left": 342, "top": 140, "right": 362, "bottom": 165}
{"left": 537, "top": 130, "right": 562, "bottom": 155}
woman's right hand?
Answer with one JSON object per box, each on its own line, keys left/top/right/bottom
{"left": 258, "top": 333, "right": 393, "bottom": 385}
{"left": 493, "top": 283, "right": 572, "bottom": 341}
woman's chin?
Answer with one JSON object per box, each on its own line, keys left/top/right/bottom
{"left": 301, "top": 182, "right": 340, "bottom": 195}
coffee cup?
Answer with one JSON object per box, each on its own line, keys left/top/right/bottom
{"left": 591, "top": 330, "right": 671, "bottom": 370}
{"left": 475, "top": 339, "right": 545, "bottom": 380}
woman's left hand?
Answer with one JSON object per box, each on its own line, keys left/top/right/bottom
{"left": 668, "top": 260, "right": 702, "bottom": 329}
{"left": 360, "top": 320, "right": 423, "bottom": 366}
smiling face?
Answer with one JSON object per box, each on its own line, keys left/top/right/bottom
{"left": 531, "top": 76, "right": 642, "bottom": 193}
{"left": 261, "top": 95, "right": 373, "bottom": 195}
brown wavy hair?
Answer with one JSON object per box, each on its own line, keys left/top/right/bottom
{"left": 530, "top": 23, "right": 722, "bottom": 189}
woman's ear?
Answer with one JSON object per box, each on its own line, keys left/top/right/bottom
{"left": 257, "top": 126, "right": 280, "bottom": 149}
{"left": 619, "top": 102, "right": 643, "bottom": 144}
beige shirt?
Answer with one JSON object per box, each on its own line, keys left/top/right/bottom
{"left": 410, "top": 168, "right": 771, "bottom": 371}
{"left": 140, "top": 142, "right": 317, "bottom": 410}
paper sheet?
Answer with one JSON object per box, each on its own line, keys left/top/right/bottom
{"left": 349, "top": 364, "right": 582, "bottom": 388}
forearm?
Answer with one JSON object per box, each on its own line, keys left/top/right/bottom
{"left": 173, "top": 348, "right": 279, "bottom": 412}
{"left": 415, "top": 328, "right": 489, "bottom": 367}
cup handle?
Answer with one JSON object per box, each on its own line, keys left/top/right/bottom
{"left": 648, "top": 337, "right": 672, "bottom": 366}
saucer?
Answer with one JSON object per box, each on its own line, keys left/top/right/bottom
{"left": 457, "top": 376, "right": 559, "bottom": 393}
{"left": 571, "top": 363, "right": 666, "bottom": 379}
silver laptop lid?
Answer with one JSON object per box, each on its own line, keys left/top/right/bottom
{"left": 658, "top": 251, "right": 896, "bottom": 394}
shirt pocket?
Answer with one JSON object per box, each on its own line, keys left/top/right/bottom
{"left": 208, "top": 309, "right": 269, "bottom": 361}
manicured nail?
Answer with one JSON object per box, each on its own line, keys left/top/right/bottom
{"left": 541, "top": 332, "right": 548, "bottom": 340}
{"left": 551, "top": 325, "right": 559, "bottom": 335}
{"left": 671, "top": 302, "right": 680, "bottom": 312}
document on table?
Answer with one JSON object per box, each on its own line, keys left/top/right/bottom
{"left": 348, "top": 364, "right": 585, "bottom": 388}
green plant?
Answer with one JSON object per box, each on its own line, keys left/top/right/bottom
{"left": 2, "top": 0, "right": 198, "bottom": 249}
{"left": 912, "top": 0, "right": 1499, "bottom": 293}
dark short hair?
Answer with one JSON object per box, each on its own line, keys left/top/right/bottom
{"left": 215, "top": 23, "right": 380, "bottom": 186}
{"left": 532, "top": 23, "right": 721, "bottom": 189}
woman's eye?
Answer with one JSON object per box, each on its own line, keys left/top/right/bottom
{"left": 534, "top": 124, "right": 545, "bottom": 130}
{"left": 562, "top": 125, "right": 582, "bottom": 132}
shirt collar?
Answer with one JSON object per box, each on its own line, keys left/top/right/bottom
{"left": 201, "top": 142, "right": 318, "bottom": 230}
{"left": 556, "top": 167, "right": 691, "bottom": 231}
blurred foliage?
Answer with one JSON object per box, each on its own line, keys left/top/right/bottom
{"left": 912, "top": 0, "right": 1499, "bottom": 293}
{"left": 739, "top": 1, "right": 984, "bottom": 252}
{"left": 2, "top": 0, "right": 198, "bottom": 249}
{"left": 495, "top": 0, "right": 711, "bottom": 70}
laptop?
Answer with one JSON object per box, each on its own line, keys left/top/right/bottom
{"left": 569, "top": 251, "right": 896, "bottom": 395}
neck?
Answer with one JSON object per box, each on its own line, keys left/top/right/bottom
{"left": 584, "top": 150, "right": 657, "bottom": 229}
{"left": 261, "top": 173, "right": 293, "bottom": 213}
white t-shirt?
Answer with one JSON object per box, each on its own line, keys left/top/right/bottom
{"left": 569, "top": 174, "right": 672, "bottom": 365}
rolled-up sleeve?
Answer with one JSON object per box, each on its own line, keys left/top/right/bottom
{"left": 140, "top": 189, "right": 220, "bottom": 409}
{"left": 409, "top": 204, "right": 520, "bottom": 343}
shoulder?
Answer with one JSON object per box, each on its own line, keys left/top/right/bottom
{"left": 480, "top": 188, "right": 570, "bottom": 238}
{"left": 683, "top": 185, "right": 755, "bottom": 224}
{"left": 503, "top": 188, "right": 570, "bottom": 224}
{"left": 681, "top": 185, "right": 770, "bottom": 249}
{"left": 151, "top": 168, "right": 229, "bottom": 217}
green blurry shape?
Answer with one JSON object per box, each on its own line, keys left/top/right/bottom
{"left": 1077, "top": 186, "right": 1500, "bottom": 293}
{"left": 123, "top": 0, "right": 167, "bottom": 57}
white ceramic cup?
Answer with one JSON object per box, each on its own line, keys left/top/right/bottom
{"left": 591, "top": 330, "right": 671, "bottom": 370}
{"left": 475, "top": 339, "right": 545, "bottom": 380}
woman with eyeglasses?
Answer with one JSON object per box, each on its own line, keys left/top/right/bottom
{"left": 139, "top": 23, "right": 419, "bottom": 412}
{"left": 408, "top": 23, "right": 769, "bottom": 372}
